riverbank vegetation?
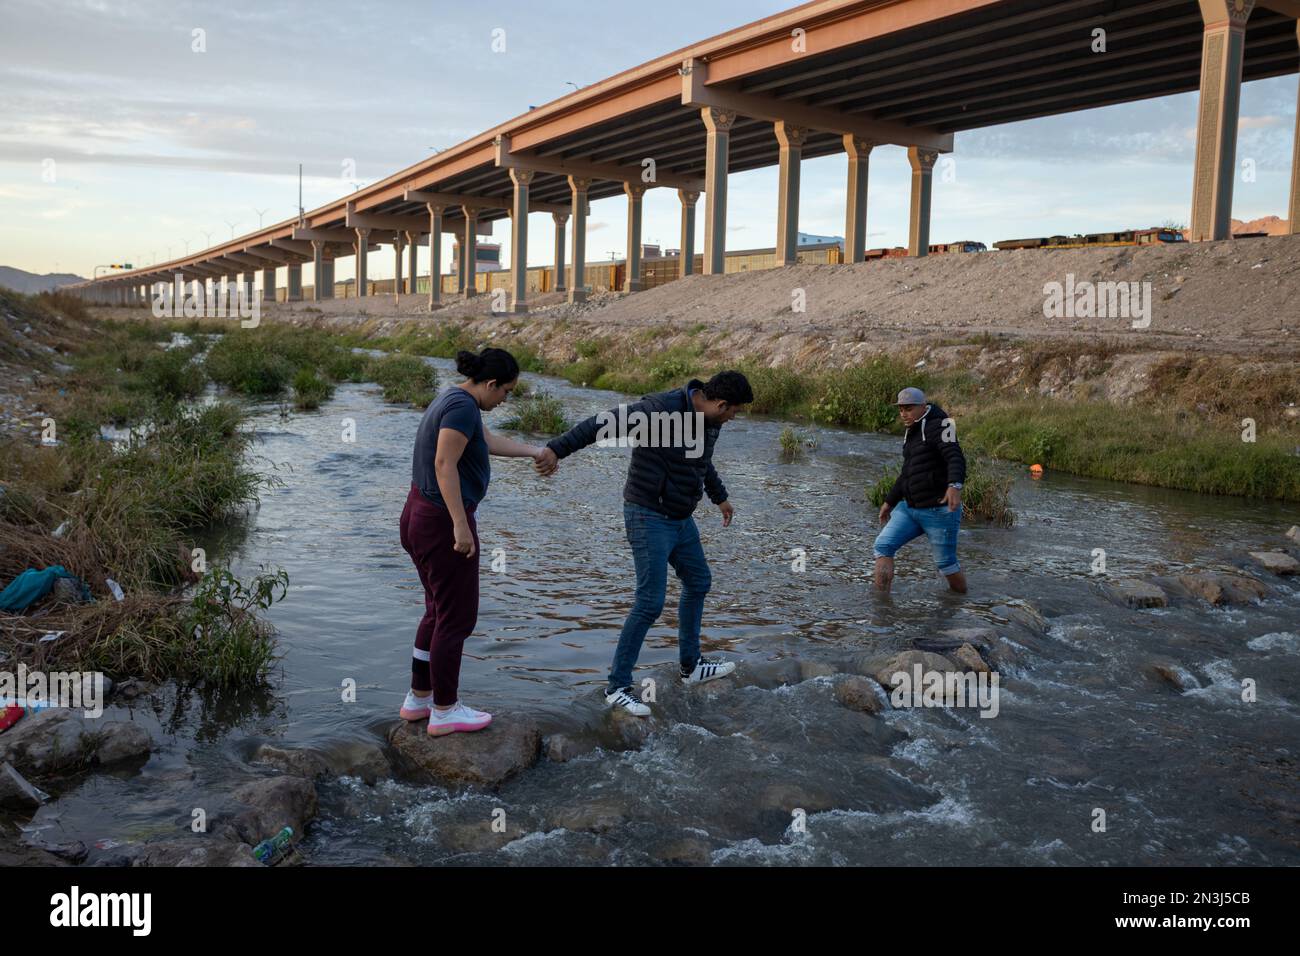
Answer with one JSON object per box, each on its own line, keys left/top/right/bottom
{"left": 0, "top": 292, "right": 285, "bottom": 686}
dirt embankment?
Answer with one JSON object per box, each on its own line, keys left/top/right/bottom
{"left": 87, "top": 233, "right": 1299, "bottom": 410}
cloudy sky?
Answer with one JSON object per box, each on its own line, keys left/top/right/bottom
{"left": 1, "top": 0, "right": 1296, "bottom": 280}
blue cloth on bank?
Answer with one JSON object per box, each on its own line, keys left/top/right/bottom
{"left": 0, "top": 565, "right": 92, "bottom": 612}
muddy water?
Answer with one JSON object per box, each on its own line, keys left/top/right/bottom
{"left": 30, "top": 359, "right": 1300, "bottom": 865}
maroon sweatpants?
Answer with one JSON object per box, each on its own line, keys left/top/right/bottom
{"left": 399, "top": 483, "right": 480, "bottom": 706}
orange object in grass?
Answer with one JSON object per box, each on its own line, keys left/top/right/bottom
{"left": 1029, "top": 464, "right": 1044, "bottom": 479}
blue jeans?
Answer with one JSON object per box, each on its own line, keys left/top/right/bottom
{"left": 608, "top": 502, "right": 711, "bottom": 693}
{"left": 873, "top": 500, "right": 962, "bottom": 576}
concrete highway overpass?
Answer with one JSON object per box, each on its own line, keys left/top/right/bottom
{"left": 71, "top": 0, "right": 1300, "bottom": 312}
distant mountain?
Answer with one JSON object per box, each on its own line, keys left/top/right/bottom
{"left": 1231, "top": 215, "right": 1289, "bottom": 236}
{"left": 0, "top": 265, "right": 86, "bottom": 294}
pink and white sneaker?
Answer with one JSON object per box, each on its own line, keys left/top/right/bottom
{"left": 426, "top": 701, "right": 493, "bottom": 736}
{"left": 399, "top": 690, "right": 433, "bottom": 721}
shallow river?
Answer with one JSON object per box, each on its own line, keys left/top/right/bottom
{"left": 32, "top": 358, "right": 1300, "bottom": 865}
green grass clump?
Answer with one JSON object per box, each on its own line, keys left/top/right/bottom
{"left": 867, "top": 461, "right": 1015, "bottom": 526}
{"left": 366, "top": 354, "right": 438, "bottom": 406}
{"left": 778, "top": 425, "right": 816, "bottom": 462}
{"left": 742, "top": 364, "right": 810, "bottom": 416}
{"left": 292, "top": 368, "right": 334, "bottom": 410}
{"left": 963, "top": 400, "right": 1300, "bottom": 500}
{"left": 499, "top": 391, "right": 567, "bottom": 434}
{"left": 810, "top": 356, "right": 921, "bottom": 432}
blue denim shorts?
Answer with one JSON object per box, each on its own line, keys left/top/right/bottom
{"left": 873, "top": 499, "right": 961, "bottom": 576}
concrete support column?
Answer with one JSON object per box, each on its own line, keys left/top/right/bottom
{"left": 1288, "top": 21, "right": 1300, "bottom": 235}
{"left": 321, "top": 257, "right": 335, "bottom": 299}
{"left": 678, "top": 190, "right": 699, "bottom": 277}
{"left": 568, "top": 176, "right": 591, "bottom": 304}
{"left": 510, "top": 168, "right": 534, "bottom": 313}
{"left": 393, "top": 232, "right": 404, "bottom": 303}
{"left": 427, "top": 204, "right": 445, "bottom": 308}
{"left": 624, "top": 182, "right": 646, "bottom": 292}
{"left": 1189, "top": 0, "right": 1255, "bottom": 241}
{"left": 907, "top": 147, "right": 938, "bottom": 257}
{"left": 406, "top": 232, "right": 419, "bottom": 294}
{"left": 312, "top": 241, "right": 326, "bottom": 302}
{"left": 552, "top": 212, "right": 568, "bottom": 292}
{"left": 241, "top": 270, "right": 255, "bottom": 304}
{"left": 702, "top": 107, "right": 736, "bottom": 275}
{"left": 261, "top": 267, "right": 275, "bottom": 303}
{"left": 461, "top": 207, "right": 478, "bottom": 298}
{"left": 354, "top": 228, "right": 370, "bottom": 297}
{"left": 287, "top": 262, "right": 303, "bottom": 301}
{"left": 844, "top": 135, "right": 874, "bottom": 263}
{"left": 775, "top": 122, "right": 808, "bottom": 265}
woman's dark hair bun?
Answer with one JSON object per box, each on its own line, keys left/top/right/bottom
{"left": 456, "top": 347, "right": 520, "bottom": 385}
{"left": 455, "top": 349, "right": 483, "bottom": 378}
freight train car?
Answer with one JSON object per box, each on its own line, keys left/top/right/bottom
{"left": 994, "top": 228, "right": 1185, "bottom": 251}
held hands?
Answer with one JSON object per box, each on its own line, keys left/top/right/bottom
{"left": 944, "top": 486, "right": 962, "bottom": 512}
{"left": 532, "top": 446, "right": 558, "bottom": 477}
{"left": 453, "top": 519, "right": 477, "bottom": 559}
{"left": 719, "top": 500, "right": 734, "bottom": 527}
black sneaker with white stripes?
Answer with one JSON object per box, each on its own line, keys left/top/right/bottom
{"left": 680, "top": 656, "right": 736, "bottom": 685}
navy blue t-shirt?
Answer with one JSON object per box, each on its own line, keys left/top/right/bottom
{"left": 412, "top": 386, "right": 490, "bottom": 508}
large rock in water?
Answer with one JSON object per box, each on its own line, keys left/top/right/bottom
{"left": 1248, "top": 551, "right": 1299, "bottom": 576}
{"left": 1174, "top": 572, "right": 1269, "bottom": 605}
{"left": 0, "top": 710, "right": 151, "bottom": 777}
{"left": 1105, "top": 578, "right": 1169, "bottom": 609}
{"left": 860, "top": 650, "right": 958, "bottom": 689}
{"left": 387, "top": 718, "right": 541, "bottom": 788}
{"left": 221, "top": 776, "right": 319, "bottom": 848}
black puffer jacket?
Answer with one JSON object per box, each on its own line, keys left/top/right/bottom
{"left": 547, "top": 380, "right": 727, "bottom": 519}
{"left": 884, "top": 404, "right": 966, "bottom": 509}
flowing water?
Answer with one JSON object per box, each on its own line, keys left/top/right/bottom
{"left": 27, "top": 359, "right": 1300, "bottom": 865}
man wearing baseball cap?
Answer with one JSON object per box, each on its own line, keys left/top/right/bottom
{"left": 873, "top": 387, "right": 968, "bottom": 594}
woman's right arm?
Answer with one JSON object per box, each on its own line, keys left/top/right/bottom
{"left": 433, "top": 427, "right": 475, "bottom": 558}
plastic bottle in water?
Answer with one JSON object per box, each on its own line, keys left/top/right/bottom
{"left": 252, "top": 827, "right": 293, "bottom": 863}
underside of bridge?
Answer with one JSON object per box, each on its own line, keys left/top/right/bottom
{"left": 76, "top": 0, "right": 1300, "bottom": 312}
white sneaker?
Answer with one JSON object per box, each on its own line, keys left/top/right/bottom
{"left": 681, "top": 656, "right": 736, "bottom": 685}
{"left": 605, "top": 686, "right": 651, "bottom": 717}
{"left": 426, "top": 701, "right": 493, "bottom": 736}
{"left": 399, "top": 690, "right": 432, "bottom": 721}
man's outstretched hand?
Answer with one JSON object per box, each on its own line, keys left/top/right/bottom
{"left": 533, "top": 446, "right": 558, "bottom": 476}
{"left": 719, "top": 500, "right": 734, "bottom": 527}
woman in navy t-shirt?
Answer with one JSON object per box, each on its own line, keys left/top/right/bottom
{"left": 398, "top": 347, "right": 556, "bottom": 735}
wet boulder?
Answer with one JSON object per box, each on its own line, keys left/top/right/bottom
{"left": 1248, "top": 551, "right": 1299, "bottom": 576}
{"left": 859, "top": 650, "right": 958, "bottom": 689}
{"left": 798, "top": 660, "right": 837, "bottom": 682}
{"left": 949, "top": 643, "right": 990, "bottom": 674}
{"left": 1147, "top": 663, "right": 1200, "bottom": 692}
{"left": 1286, "top": 526, "right": 1299, "bottom": 545}
{"left": 92, "top": 721, "right": 152, "bottom": 766}
{"left": 252, "top": 740, "right": 391, "bottom": 784}
{"left": 991, "top": 600, "right": 1050, "bottom": 636}
{"left": 545, "top": 795, "right": 631, "bottom": 834}
{"left": 832, "top": 676, "right": 885, "bottom": 715}
{"left": 543, "top": 733, "right": 597, "bottom": 763}
{"left": 132, "top": 838, "right": 263, "bottom": 867}
{"left": 438, "top": 818, "right": 530, "bottom": 853}
{"left": 1172, "top": 572, "right": 1269, "bottom": 606}
{"left": 648, "top": 835, "right": 712, "bottom": 866}
{"left": 221, "top": 776, "right": 319, "bottom": 848}
{"left": 1104, "top": 578, "right": 1169, "bottom": 609}
{"left": 387, "top": 717, "right": 541, "bottom": 788}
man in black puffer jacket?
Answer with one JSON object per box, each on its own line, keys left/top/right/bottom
{"left": 874, "top": 387, "right": 968, "bottom": 594}
{"left": 537, "top": 371, "right": 753, "bottom": 716}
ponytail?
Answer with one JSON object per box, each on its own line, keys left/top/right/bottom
{"left": 456, "top": 347, "right": 520, "bottom": 385}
